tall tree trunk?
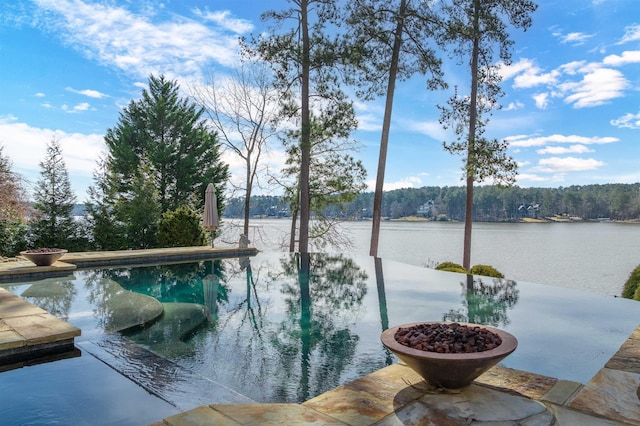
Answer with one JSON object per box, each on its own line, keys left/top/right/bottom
{"left": 299, "top": 0, "right": 311, "bottom": 254}
{"left": 289, "top": 207, "right": 298, "bottom": 252}
{"left": 463, "top": 0, "right": 481, "bottom": 271}
{"left": 370, "top": 0, "right": 407, "bottom": 257}
{"left": 243, "top": 153, "right": 251, "bottom": 237}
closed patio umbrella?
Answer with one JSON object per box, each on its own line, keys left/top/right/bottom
{"left": 203, "top": 183, "right": 219, "bottom": 247}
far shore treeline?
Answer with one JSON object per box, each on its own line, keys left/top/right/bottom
{"left": 224, "top": 183, "right": 640, "bottom": 222}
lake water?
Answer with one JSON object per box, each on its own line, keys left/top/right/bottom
{"left": 219, "top": 219, "right": 640, "bottom": 296}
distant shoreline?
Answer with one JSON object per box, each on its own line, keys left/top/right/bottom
{"left": 386, "top": 216, "right": 640, "bottom": 224}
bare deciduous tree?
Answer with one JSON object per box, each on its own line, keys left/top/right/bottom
{"left": 192, "top": 61, "right": 282, "bottom": 238}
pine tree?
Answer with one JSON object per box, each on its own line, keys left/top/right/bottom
{"left": 116, "top": 160, "right": 161, "bottom": 249}
{"left": 344, "top": 0, "right": 445, "bottom": 257}
{"left": 103, "top": 74, "right": 228, "bottom": 215}
{"left": 94, "top": 75, "right": 229, "bottom": 249}
{"left": 249, "top": 0, "right": 358, "bottom": 253}
{"left": 439, "top": 0, "right": 537, "bottom": 269}
{"left": 85, "top": 157, "right": 127, "bottom": 250}
{"left": 31, "top": 139, "right": 80, "bottom": 250}
{"left": 279, "top": 115, "right": 367, "bottom": 251}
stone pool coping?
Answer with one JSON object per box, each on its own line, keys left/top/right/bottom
{"left": 0, "top": 287, "right": 81, "bottom": 370}
{"left": 0, "top": 246, "right": 258, "bottom": 281}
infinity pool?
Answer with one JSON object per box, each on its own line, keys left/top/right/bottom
{"left": 1, "top": 252, "right": 639, "bottom": 425}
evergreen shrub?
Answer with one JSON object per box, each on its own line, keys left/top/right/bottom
{"left": 622, "top": 264, "right": 640, "bottom": 301}
{"left": 470, "top": 264, "right": 505, "bottom": 278}
{"left": 434, "top": 261, "right": 505, "bottom": 278}
{"left": 0, "top": 220, "right": 28, "bottom": 257}
{"left": 435, "top": 261, "right": 467, "bottom": 274}
{"left": 158, "top": 206, "right": 207, "bottom": 248}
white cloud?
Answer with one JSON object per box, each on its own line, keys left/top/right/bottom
{"left": 617, "top": 24, "right": 640, "bottom": 44}
{"left": 505, "top": 57, "right": 631, "bottom": 109}
{"left": 532, "top": 93, "right": 549, "bottom": 109}
{"left": 532, "top": 157, "right": 605, "bottom": 173}
{"left": 516, "top": 173, "right": 557, "bottom": 183}
{"left": 536, "top": 145, "right": 594, "bottom": 155}
{"left": 66, "top": 87, "right": 109, "bottom": 98}
{"left": 192, "top": 9, "right": 253, "bottom": 34}
{"left": 62, "top": 102, "right": 91, "bottom": 113}
{"left": 602, "top": 50, "right": 640, "bottom": 66}
{"left": 610, "top": 111, "right": 640, "bottom": 129}
{"left": 35, "top": 92, "right": 45, "bottom": 97}
{"left": 559, "top": 61, "right": 587, "bottom": 75}
{"left": 504, "top": 101, "right": 524, "bottom": 111}
{"left": 353, "top": 101, "right": 383, "bottom": 131}
{"left": 499, "top": 59, "right": 559, "bottom": 88}
{"left": 406, "top": 120, "right": 447, "bottom": 141}
{"left": 557, "top": 32, "right": 595, "bottom": 46}
{"left": 356, "top": 114, "right": 383, "bottom": 132}
{"left": 498, "top": 58, "right": 534, "bottom": 80}
{"left": 508, "top": 134, "right": 618, "bottom": 147}
{"left": 0, "top": 116, "right": 104, "bottom": 197}
{"left": 367, "top": 176, "right": 423, "bottom": 192}
{"left": 558, "top": 66, "right": 628, "bottom": 108}
{"left": 32, "top": 0, "right": 244, "bottom": 80}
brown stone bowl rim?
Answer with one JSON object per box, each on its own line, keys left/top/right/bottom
{"left": 381, "top": 321, "right": 517, "bottom": 361}
{"left": 20, "top": 249, "right": 68, "bottom": 254}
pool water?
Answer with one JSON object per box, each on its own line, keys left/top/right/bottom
{"left": 1, "top": 252, "right": 639, "bottom": 425}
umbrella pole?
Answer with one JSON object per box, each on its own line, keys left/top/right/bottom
{"left": 210, "top": 230, "right": 214, "bottom": 248}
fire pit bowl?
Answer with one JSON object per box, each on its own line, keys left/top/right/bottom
{"left": 20, "top": 249, "right": 68, "bottom": 266}
{"left": 381, "top": 322, "right": 517, "bottom": 389}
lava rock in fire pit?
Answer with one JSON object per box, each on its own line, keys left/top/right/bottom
{"left": 394, "top": 322, "right": 502, "bottom": 353}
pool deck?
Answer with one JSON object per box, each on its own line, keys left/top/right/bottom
{"left": 1, "top": 248, "right": 638, "bottom": 425}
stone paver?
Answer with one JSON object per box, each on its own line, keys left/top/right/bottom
{"left": 540, "top": 379, "right": 583, "bottom": 405}
{"left": 208, "top": 404, "right": 347, "bottom": 425}
{"left": 0, "top": 289, "right": 48, "bottom": 318}
{"left": 163, "top": 405, "right": 241, "bottom": 426}
{"left": 545, "top": 404, "right": 625, "bottom": 426}
{"left": 2, "top": 313, "right": 80, "bottom": 344}
{"left": 412, "top": 384, "right": 554, "bottom": 424}
{"left": 0, "top": 287, "right": 80, "bottom": 365}
{"left": 475, "top": 364, "right": 558, "bottom": 400}
{"left": 606, "top": 327, "right": 640, "bottom": 374}
{"left": 0, "top": 326, "right": 26, "bottom": 350}
{"left": 568, "top": 367, "right": 640, "bottom": 425}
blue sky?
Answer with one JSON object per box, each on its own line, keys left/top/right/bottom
{"left": 0, "top": 0, "right": 639, "bottom": 202}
